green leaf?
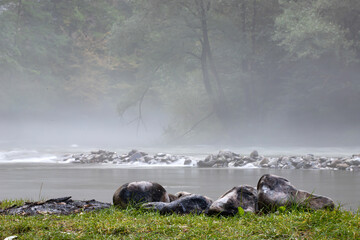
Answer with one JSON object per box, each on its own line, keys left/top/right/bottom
{"left": 278, "top": 206, "right": 286, "bottom": 213}
{"left": 237, "top": 207, "right": 245, "bottom": 216}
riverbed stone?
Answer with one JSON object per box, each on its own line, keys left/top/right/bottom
{"left": 336, "top": 163, "right": 349, "bottom": 170}
{"left": 113, "top": 181, "right": 170, "bottom": 208}
{"left": 250, "top": 150, "right": 259, "bottom": 159}
{"left": 184, "top": 159, "right": 192, "bottom": 165}
{"left": 268, "top": 158, "right": 279, "bottom": 168}
{"left": 63, "top": 149, "right": 360, "bottom": 171}
{"left": 257, "top": 174, "right": 334, "bottom": 211}
{"left": 208, "top": 185, "right": 258, "bottom": 216}
{"left": 197, "top": 160, "right": 216, "bottom": 167}
{"left": 328, "top": 159, "right": 343, "bottom": 168}
{"left": 348, "top": 158, "right": 360, "bottom": 166}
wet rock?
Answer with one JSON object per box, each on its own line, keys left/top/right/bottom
{"left": 218, "top": 150, "right": 236, "bottom": 160}
{"left": 142, "top": 194, "right": 213, "bottom": 214}
{"left": 184, "top": 159, "right": 192, "bottom": 165}
{"left": 199, "top": 151, "right": 241, "bottom": 168}
{"left": 328, "top": 159, "right": 343, "bottom": 168}
{"left": 336, "top": 163, "right": 349, "bottom": 170}
{"left": 0, "top": 197, "right": 110, "bottom": 216}
{"left": 257, "top": 174, "right": 334, "bottom": 212}
{"left": 197, "top": 160, "right": 216, "bottom": 167}
{"left": 289, "top": 157, "right": 302, "bottom": 167}
{"left": 113, "top": 181, "right": 170, "bottom": 208}
{"left": 234, "top": 159, "right": 245, "bottom": 167}
{"left": 243, "top": 156, "right": 256, "bottom": 163}
{"left": 350, "top": 166, "right": 360, "bottom": 171}
{"left": 63, "top": 149, "right": 360, "bottom": 171}
{"left": 268, "top": 158, "right": 279, "bottom": 168}
{"left": 204, "top": 154, "right": 214, "bottom": 162}
{"left": 208, "top": 185, "right": 258, "bottom": 216}
{"left": 129, "top": 151, "right": 143, "bottom": 162}
{"left": 144, "top": 156, "right": 153, "bottom": 163}
{"left": 348, "top": 158, "right": 360, "bottom": 166}
{"left": 303, "top": 161, "right": 314, "bottom": 169}
{"left": 156, "top": 153, "right": 166, "bottom": 157}
{"left": 259, "top": 158, "right": 270, "bottom": 166}
{"left": 213, "top": 162, "right": 229, "bottom": 167}
{"left": 250, "top": 150, "right": 259, "bottom": 159}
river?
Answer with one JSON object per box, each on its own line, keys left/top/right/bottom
{"left": 1, "top": 164, "right": 360, "bottom": 210}
{"left": 1, "top": 146, "right": 360, "bottom": 210}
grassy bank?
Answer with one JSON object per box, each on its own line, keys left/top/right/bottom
{"left": 1, "top": 200, "right": 359, "bottom": 239}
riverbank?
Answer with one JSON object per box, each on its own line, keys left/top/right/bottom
{"left": 1, "top": 201, "right": 359, "bottom": 239}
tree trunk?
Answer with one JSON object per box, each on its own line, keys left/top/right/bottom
{"left": 14, "top": 0, "right": 22, "bottom": 46}
{"left": 196, "top": 0, "right": 231, "bottom": 129}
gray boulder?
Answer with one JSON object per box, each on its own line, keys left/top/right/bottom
{"left": 113, "top": 181, "right": 170, "bottom": 208}
{"left": 208, "top": 185, "right": 258, "bottom": 216}
{"left": 250, "top": 150, "right": 259, "bottom": 159}
{"left": 257, "top": 174, "right": 334, "bottom": 211}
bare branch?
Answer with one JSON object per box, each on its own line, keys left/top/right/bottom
{"left": 136, "top": 87, "right": 149, "bottom": 134}
{"left": 180, "top": 111, "right": 214, "bottom": 138}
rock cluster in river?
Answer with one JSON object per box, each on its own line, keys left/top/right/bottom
{"left": 63, "top": 149, "right": 193, "bottom": 166}
{"left": 197, "top": 150, "right": 360, "bottom": 171}
{"left": 63, "top": 149, "right": 360, "bottom": 171}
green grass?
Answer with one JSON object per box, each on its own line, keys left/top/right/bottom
{"left": 1, "top": 201, "right": 359, "bottom": 239}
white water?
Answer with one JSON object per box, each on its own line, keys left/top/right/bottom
{"left": 0, "top": 145, "right": 359, "bottom": 164}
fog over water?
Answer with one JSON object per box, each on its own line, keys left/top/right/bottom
{"left": 1, "top": 107, "right": 360, "bottom": 151}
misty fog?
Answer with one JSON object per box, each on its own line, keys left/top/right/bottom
{"left": 1, "top": 0, "right": 360, "bottom": 149}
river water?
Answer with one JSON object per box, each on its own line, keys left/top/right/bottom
{"left": 1, "top": 164, "right": 360, "bottom": 210}
{"left": 1, "top": 147, "right": 360, "bottom": 210}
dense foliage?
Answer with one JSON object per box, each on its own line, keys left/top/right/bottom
{"left": 1, "top": 0, "right": 359, "bottom": 144}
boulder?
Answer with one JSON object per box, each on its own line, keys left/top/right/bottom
{"left": 336, "top": 163, "right": 349, "bottom": 170}
{"left": 259, "top": 158, "right": 270, "bottom": 166}
{"left": 113, "top": 181, "right": 170, "bottom": 208}
{"left": 250, "top": 150, "right": 259, "bottom": 159}
{"left": 328, "top": 159, "right": 343, "bottom": 168}
{"left": 208, "top": 185, "right": 258, "bottom": 216}
{"left": 197, "top": 160, "right": 216, "bottom": 167}
{"left": 142, "top": 194, "right": 213, "bottom": 214}
{"left": 184, "top": 159, "right": 192, "bottom": 165}
{"left": 257, "top": 174, "right": 334, "bottom": 212}
{"left": 128, "top": 151, "right": 143, "bottom": 162}
{"left": 348, "top": 158, "right": 360, "bottom": 166}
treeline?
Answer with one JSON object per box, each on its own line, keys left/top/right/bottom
{"left": 1, "top": 0, "right": 359, "bottom": 144}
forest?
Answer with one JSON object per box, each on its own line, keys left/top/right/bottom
{"left": 1, "top": 0, "right": 360, "bottom": 146}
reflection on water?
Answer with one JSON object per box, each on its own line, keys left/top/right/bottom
{"left": 1, "top": 164, "right": 359, "bottom": 210}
